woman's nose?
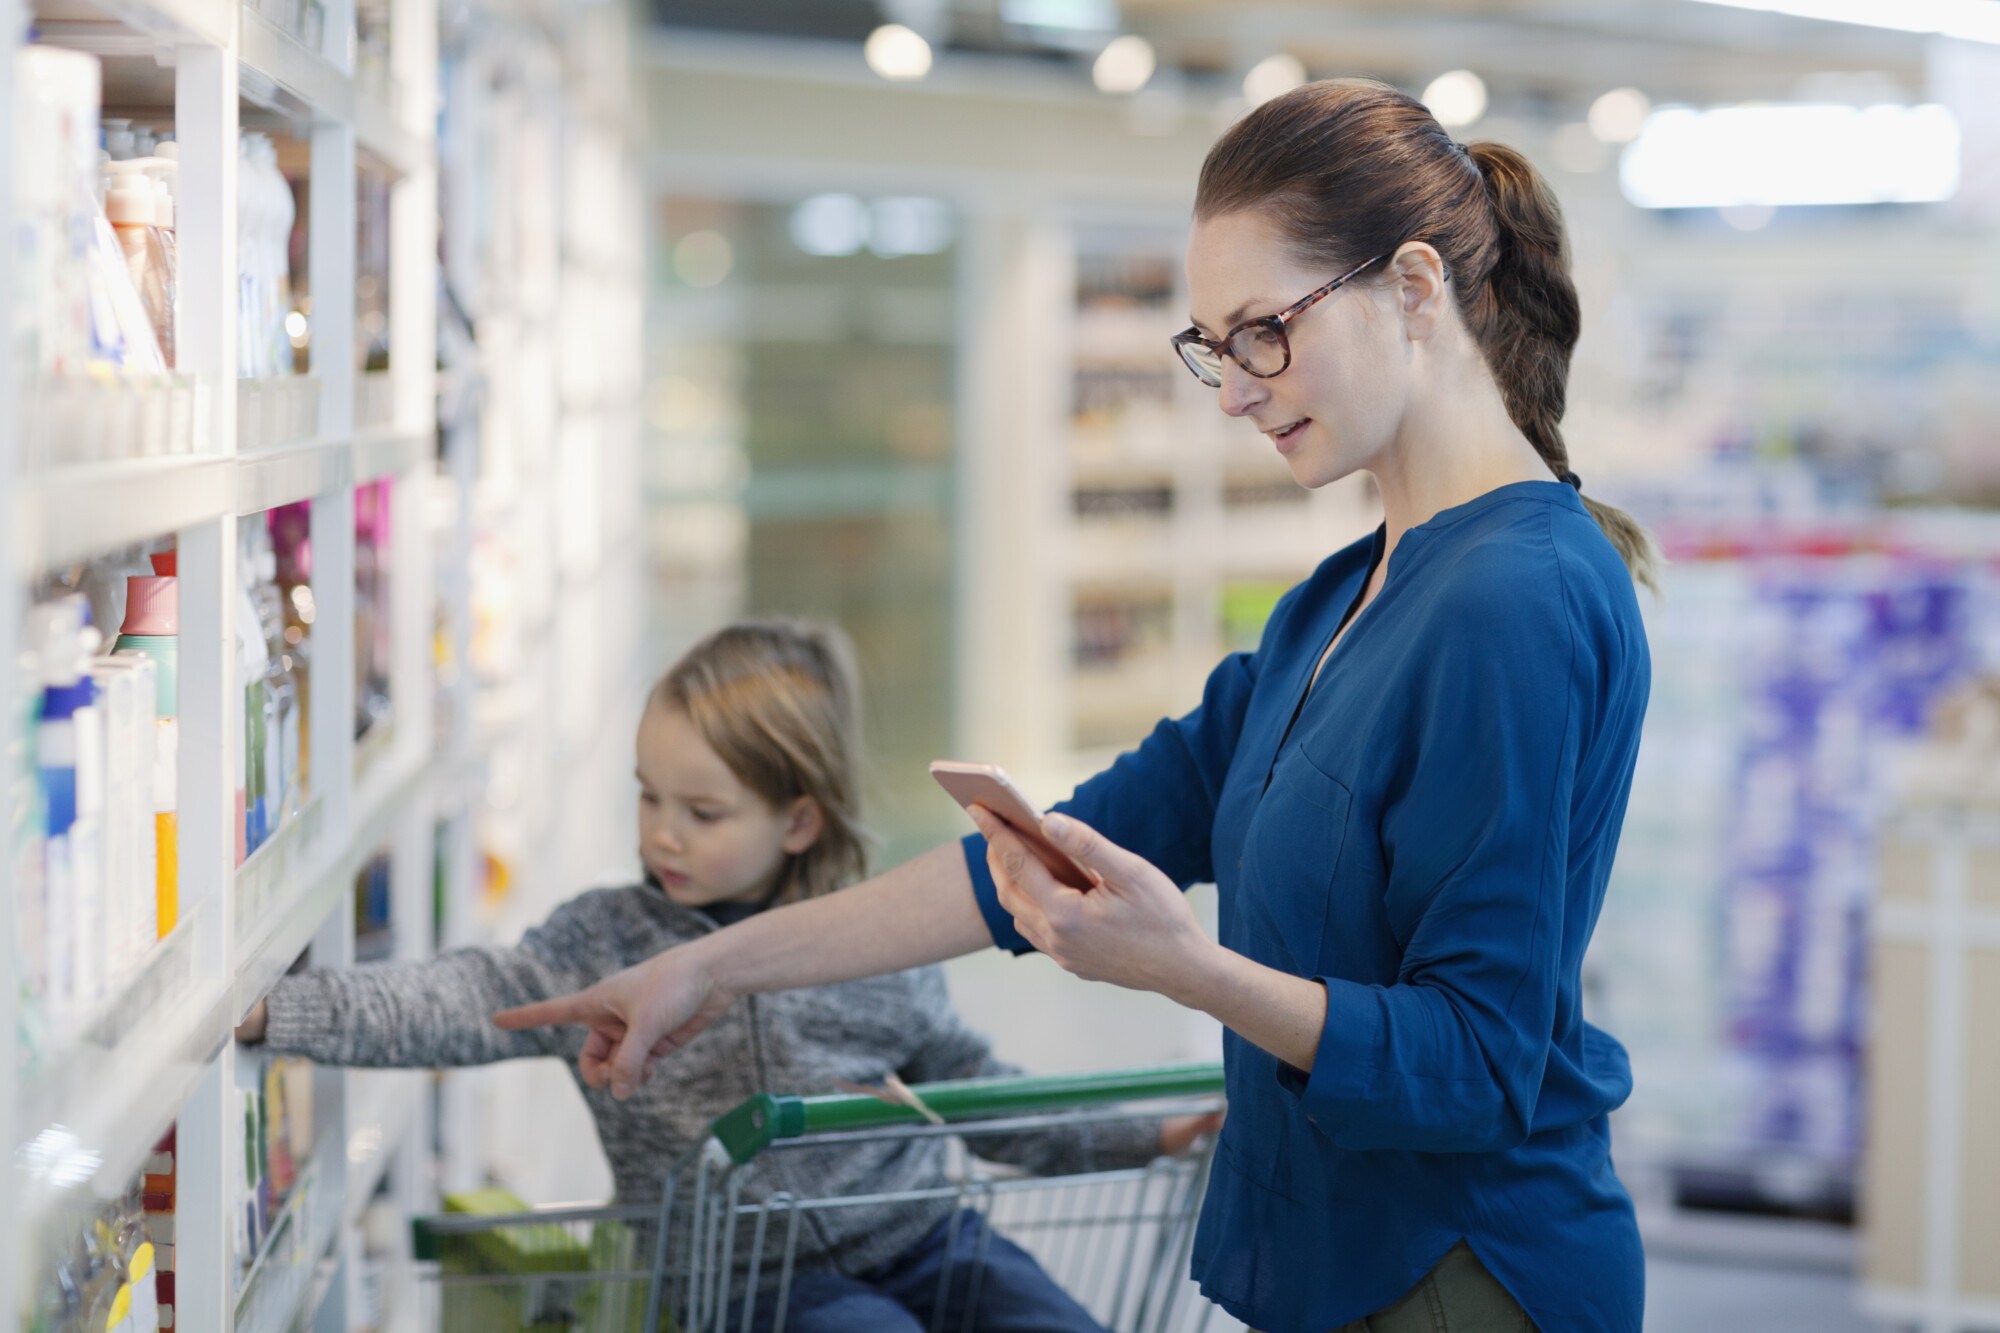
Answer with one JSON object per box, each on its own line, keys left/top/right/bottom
{"left": 1216, "top": 361, "right": 1267, "bottom": 418}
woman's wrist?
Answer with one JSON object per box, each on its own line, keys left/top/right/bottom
{"left": 670, "top": 930, "right": 729, "bottom": 999}
{"left": 1160, "top": 935, "right": 1239, "bottom": 1016}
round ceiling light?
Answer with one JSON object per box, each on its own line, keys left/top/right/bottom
{"left": 1093, "top": 34, "right": 1157, "bottom": 94}
{"left": 865, "top": 23, "right": 933, "bottom": 81}
{"left": 1423, "top": 69, "right": 1488, "bottom": 128}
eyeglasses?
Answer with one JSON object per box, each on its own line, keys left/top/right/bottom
{"left": 1170, "top": 254, "right": 1387, "bottom": 388}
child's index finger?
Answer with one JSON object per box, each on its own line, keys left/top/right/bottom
{"left": 493, "top": 996, "right": 590, "bottom": 1029}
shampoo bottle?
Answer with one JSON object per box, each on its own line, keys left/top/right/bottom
{"left": 115, "top": 553, "right": 179, "bottom": 937}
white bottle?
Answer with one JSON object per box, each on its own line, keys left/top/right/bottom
{"left": 106, "top": 167, "right": 173, "bottom": 368}
{"left": 102, "top": 115, "right": 136, "bottom": 160}
{"left": 67, "top": 623, "right": 106, "bottom": 1013}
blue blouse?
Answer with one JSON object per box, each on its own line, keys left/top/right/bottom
{"left": 961, "top": 481, "right": 1650, "bottom": 1333}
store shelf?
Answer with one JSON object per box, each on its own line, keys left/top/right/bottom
{"left": 355, "top": 90, "right": 429, "bottom": 177}
{"left": 13, "top": 902, "right": 232, "bottom": 1232}
{"left": 235, "top": 438, "right": 352, "bottom": 515}
{"left": 353, "top": 425, "right": 431, "bottom": 485}
{"left": 60, "top": 0, "right": 234, "bottom": 48}
{"left": 233, "top": 755, "right": 427, "bottom": 1022}
{"left": 345, "top": 1070, "right": 426, "bottom": 1224}
{"left": 14, "top": 455, "right": 231, "bottom": 572}
{"left": 235, "top": 1133, "right": 341, "bottom": 1333}
{"left": 238, "top": 8, "right": 351, "bottom": 120}
{"left": 234, "top": 797, "right": 332, "bottom": 963}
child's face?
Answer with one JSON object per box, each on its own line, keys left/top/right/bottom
{"left": 635, "top": 704, "right": 824, "bottom": 909}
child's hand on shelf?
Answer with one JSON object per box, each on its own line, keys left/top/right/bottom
{"left": 235, "top": 998, "right": 269, "bottom": 1044}
{"left": 1158, "top": 1110, "right": 1224, "bottom": 1156}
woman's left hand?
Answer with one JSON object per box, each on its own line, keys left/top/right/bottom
{"left": 969, "top": 806, "right": 1217, "bottom": 1002}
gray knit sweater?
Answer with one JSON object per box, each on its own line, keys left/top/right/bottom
{"left": 261, "top": 882, "right": 1162, "bottom": 1278}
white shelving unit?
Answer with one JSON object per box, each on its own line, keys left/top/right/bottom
{"left": 3, "top": 0, "right": 443, "bottom": 1320}
{"left": 7, "top": 0, "right": 645, "bottom": 1311}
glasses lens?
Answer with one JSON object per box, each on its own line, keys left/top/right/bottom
{"left": 1227, "top": 321, "right": 1289, "bottom": 377}
{"left": 1176, "top": 339, "right": 1224, "bottom": 387}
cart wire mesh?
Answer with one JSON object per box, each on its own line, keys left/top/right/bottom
{"left": 411, "top": 1062, "right": 1228, "bottom": 1333}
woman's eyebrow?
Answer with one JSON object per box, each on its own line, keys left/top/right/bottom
{"left": 1190, "top": 297, "right": 1275, "bottom": 335}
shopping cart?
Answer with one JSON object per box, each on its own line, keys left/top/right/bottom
{"left": 411, "top": 1062, "right": 1227, "bottom": 1333}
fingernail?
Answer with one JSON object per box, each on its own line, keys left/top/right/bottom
{"left": 1043, "top": 812, "right": 1071, "bottom": 839}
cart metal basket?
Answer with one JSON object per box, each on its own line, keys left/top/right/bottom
{"left": 411, "top": 1062, "right": 1227, "bottom": 1333}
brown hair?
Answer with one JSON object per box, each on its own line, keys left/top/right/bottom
{"left": 650, "top": 619, "right": 871, "bottom": 899}
{"left": 1196, "top": 78, "right": 1661, "bottom": 592}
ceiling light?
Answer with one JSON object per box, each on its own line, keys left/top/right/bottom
{"left": 1687, "top": 0, "right": 2000, "bottom": 43}
{"left": 1588, "top": 87, "right": 1651, "bottom": 143}
{"left": 1423, "top": 70, "right": 1488, "bottom": 128}
{"left": 1243, "top": 53, "right": 1306, "bottom": 108}
{"left": 1620, "top": 103, "right": 1961, "bottom": 208}
{"left": 1002, "top": 0, "right": 1117, "bottom": 31}
{"left": 865, "top": 23, "right": 933, "bottom": 81}
{"left": 791, "top": 194, "right": 869, "bottom": 256}
{"left": 1093, "top": 35, "right": 1156, "bottom": 94}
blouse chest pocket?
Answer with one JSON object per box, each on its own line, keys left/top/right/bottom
{"left": 1236, "top": 749, "right": 1353, "bottom": 976}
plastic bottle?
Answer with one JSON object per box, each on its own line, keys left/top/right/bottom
{"left": 114, "top": 554, "right": 179, "bottom": 938}
{"left": 102, "top": 116, "right": 135, "bottom": 160}
{"left": 14, "top": 46, "right": 103, "bottom": 383}
{"left": 11, "top": 607, "right": 50, "bottom": 1060}
{"left": 141, "top": 158, "right": 178, "bottom": 367}
{"left": 87, "top": 653, "right": 157, "bottom": 985}
{"left": 105, "top": 167, "right": 173, "bottom": 368}
{"left": 34, "top": 598, "right": 103, "bottom": 1026}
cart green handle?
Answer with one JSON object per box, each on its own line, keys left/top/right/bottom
{"left": 709, "top": 1061, "right": 1225, "bottom": 1164}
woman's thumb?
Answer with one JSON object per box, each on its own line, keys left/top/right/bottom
{"left": 1041, "top": 812, "right": 1131, "bottom": 878}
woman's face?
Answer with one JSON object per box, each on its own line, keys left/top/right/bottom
{"left": 635, "top": 704, "right": 822, "bottom": 909}
{"left": 1184, "top": 209, "right": 1408, "bottom": 490}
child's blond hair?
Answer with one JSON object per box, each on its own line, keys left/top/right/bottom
{"left": 649, "top": 619, "right": 870, "bottom": 899}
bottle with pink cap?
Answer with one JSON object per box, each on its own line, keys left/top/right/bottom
{"left": 114, "top": 550, "right": 179, "bottom": 937}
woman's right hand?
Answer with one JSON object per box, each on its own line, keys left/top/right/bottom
{"left": 494, "top": 943, "right": 738, "bottom": 1099}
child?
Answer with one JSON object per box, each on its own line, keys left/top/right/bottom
{"left": 237, "top": 619, "right": 1212, "bottom": 1332}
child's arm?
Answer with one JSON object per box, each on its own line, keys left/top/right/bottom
{"left": 245, "top": 906, "right": 602, "bottom": 1068}
{"left": 895, "top": 968, "right": 1211, "bottom": 1176}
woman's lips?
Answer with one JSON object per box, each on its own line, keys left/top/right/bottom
{"left": 1271, "top": 418, "right": 1310, "bottom": 454}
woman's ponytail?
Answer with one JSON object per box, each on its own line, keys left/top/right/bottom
{"left": 1196, "top": 81, "right": 1663, "bottom": 595}
{"left": 1464, "top": 141, "right": 1661, "bottom": 593}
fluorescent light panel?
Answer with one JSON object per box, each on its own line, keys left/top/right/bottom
{"left": 1687, "top": 0, "right": 2000, "bottom": 43}
{"left": 1621, "top": 103, "right": 1961, "bottom": 208}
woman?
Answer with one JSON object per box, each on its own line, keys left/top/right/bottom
{"left": 501, "top": 79, "right": 1655, "bottom": 1333}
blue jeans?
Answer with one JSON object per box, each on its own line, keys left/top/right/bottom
{"left": 730, "top": 1209, "right": 1108, "bottom": 1333}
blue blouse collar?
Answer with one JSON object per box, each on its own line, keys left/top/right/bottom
{"left": 1408, "top": 477, "right": 1586, "bottom": 537}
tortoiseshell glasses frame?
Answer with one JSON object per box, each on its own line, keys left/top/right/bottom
{"left": 1169, "top": 254, "right": 1388, "bottom": 387}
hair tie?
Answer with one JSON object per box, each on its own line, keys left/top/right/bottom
{"left": 1560, "top": 471, "right": 1582, "bottom": 491}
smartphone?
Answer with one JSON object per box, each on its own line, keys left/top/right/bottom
{"left": 929, "top": 760, "right": 1095, "bottom": 890}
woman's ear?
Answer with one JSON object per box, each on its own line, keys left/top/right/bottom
{"left": 782, "top": 796, "right": 826, "bottom": 854}
{"left": 1390, "top": 241, "right": 1450, "bottom": 341}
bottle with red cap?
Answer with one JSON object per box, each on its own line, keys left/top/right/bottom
{"left": 114, "top": 550, "right": 179, "bottom": 938}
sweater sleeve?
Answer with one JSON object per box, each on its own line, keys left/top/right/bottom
{"left": 963, "top": 648, "right": 1262, "bottom": 953}
{"left": 261, "top": 902, "right": 603, "bottom": 1068}
{"left": 895, "top": 968, "right": 1162, "bottom": 1175}
{"left": 1284, "top": 544, "right": 1584, "bottom": 1152}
